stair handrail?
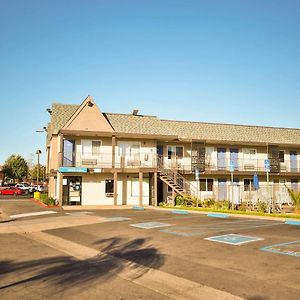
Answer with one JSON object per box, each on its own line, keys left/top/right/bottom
{"left": 157, "top": 155, "right": 199, "bottom": 198}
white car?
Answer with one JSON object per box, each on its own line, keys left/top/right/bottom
{"left": 15, "top": 183, "right": 31, "bottom": 193}
{"left": 30, "top": 185, "right": 45, "bottom": 192}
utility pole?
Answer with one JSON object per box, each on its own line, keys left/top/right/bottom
{"left": 36, "top": 150, "right": 42, "bottom": 188}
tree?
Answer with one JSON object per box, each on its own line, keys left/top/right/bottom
{"left": 3, "top": 155, "right": 28, "bottom": 183}
{"left": 30, "top": 164, "right": 46, "bottom": 182}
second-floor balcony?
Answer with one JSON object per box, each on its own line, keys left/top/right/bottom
{"left": 61, "top": 152, "right": 300, "bottom": 174}
{"left": 179, "top": 158, "right": 300, "bottom": 174}
{"left": 61, "top": 152, "right": 157, "bottom": 169}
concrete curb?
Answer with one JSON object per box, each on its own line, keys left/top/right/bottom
{"left": 147, "top": 206, "right": 300, "bottom": 223}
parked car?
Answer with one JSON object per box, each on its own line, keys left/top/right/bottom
{"left": 15, "top": 183, "right": 31, "bottom": 193}
{"left": 30, "top": 185, "right": 45, "bottom": 192}
{"left": 0, "top": 187, "right": 25, "bottom": 196}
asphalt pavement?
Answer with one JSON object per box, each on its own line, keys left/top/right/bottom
{"left": 0, "top": 199, "right": 299, "bottom": 299}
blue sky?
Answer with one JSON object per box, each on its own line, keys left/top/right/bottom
{"left": 0, "top": 0, "right": 300, "bottom": 165}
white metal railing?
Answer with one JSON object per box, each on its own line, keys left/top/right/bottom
{"left": 61, "top": 152, "right": 157, "bottom": 169}
{"left": 211, "top": 184, "right": 293, "bottom": 206}
{"left": 168, "top": 158, "right": 300, "bottom": 174}
{"left": 61, "top": 152, "right": 300, "bottom": 173}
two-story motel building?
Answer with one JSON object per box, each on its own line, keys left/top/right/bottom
{"left": 46, "top": 96, "right": 300, "bottom": 207}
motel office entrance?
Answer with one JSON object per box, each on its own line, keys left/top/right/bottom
{"left": 62, "top": 176, "right": 82, "bottom": 205}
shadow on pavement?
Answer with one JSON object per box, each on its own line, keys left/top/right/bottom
{"left": 0, "top": 237, "right": 165, "bottom": 291}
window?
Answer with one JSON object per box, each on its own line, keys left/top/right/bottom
{"left": 63, "top": 139, "right": 75, "bottom": 167}
{"left": 105, "top": 179, "right": 114, "bottom": 196}
{"left": 118, "top": 142, "right": 140, "bottom": 157}
{"left": 243, "top": 149, "right": 256, "bottom": 160}
{"left": 244, "top": 179, "right": 254, "bottom": 191}
{"left": 167, "top": 185, "right": 173, "bottom": 193}
{"left": 82, "top": 140, "right": 101, "bottom": 156}
{"left": 167, "top": 146, "right": 183, "bottom": 159}
{"left": 279, "top": 150, "right": 285, "bottom": 163}
{"left": 131, "top": 177, "right": 149, "bottom": 197}
{"left": 92, "top": 141, "right": 101, "bottom": 156}
{"left": 200, "top": 179, "right": 213, "bottom": 191}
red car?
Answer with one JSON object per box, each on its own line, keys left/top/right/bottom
{"left": 0, "top": 187, "right": 25, "bottom": 196}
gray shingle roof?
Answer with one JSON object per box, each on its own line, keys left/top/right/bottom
{"left": 47, "top": 104, "right": 79, "bottom": 144}
{"left": 106, "top": 113, "right": 300, "bottom": 145}
{"left": 48, "top": 103, "right": 300, "bottom": 145}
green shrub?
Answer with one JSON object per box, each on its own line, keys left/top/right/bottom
{"left": 203, "top": 198, "right": 215, "bottom": 208}
{"left": 257, "top": 201, "right": 267, "bottom": 213}
{"left": 174, "top": 195, "right": 199, "bottom": 207}
{"left": 238, "top": 202, "right": 247, "bottom": 211}
{"left": 41, "top": 197, "right": 57, "bottom": 206}
{"left": 175, "top": 195, "right": 184, "bottom": 206}
{"left": 158, "top": 202, "right": 164, "bottom": 207}
{"left": 214, "top": 200, "right": 230, "bottom": 210}
{"left": 286, "top": 186, "right": 300, "bottom": 213}
{"left": 40, "top": 193, "right": 48, "bottom": 202}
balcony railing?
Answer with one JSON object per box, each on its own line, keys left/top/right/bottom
{"left": 61, "top": 152, "right": 157, "bottom": 169}
{"left": 60, "top": 152, "right": 300, "bottom": 174}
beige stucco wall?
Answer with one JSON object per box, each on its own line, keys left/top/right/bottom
{"left": 48, "top": 135, "right": 59, "bottom": 170}
{"left": 77, "top": 173, "right": 149, "bottom": 205}
{"left": 48, "top": 176, "right": 55, "bottom": 198}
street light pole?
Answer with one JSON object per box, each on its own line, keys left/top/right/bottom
{"left": 36, "top": 150, "right": 42, "bottom": 188}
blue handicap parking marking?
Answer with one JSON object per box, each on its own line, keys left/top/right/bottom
{"left": 205, "top": 234, "right": 264, "bottom": 245}
{"left": 285, "top": 220, "right": 300, "bottom": 226}
{"left": 160, "top": 228, "right": 195, "bottom": 237}
{"left": 171, "top": 210, "right": 189, "bottom": 215}
{"left": 130, "top": 222, "right": 172, "bottom": 229}
{"left": 207, "top": 213, "right": 229, "bottom": 219}
{"left": 132, "top": 206, "right": 145, "bottom": 210}
{"left": 104, "top": 217, "right": 131, "bottom": 222}
{"left": 260, "top": 240, "right": 300, "bottom": 257}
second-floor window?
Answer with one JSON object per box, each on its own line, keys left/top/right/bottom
{"left": 279, "top": 150, "right": 285, "bottom": 163}
{"left": 82, "top": 140, "right": 101, "bottom": 156}
{"left": 243, "top": 149, "right": 256, "bottom": 163}
{"left": 118, "top": 142, "right": 140, "bottom": 157}
{"left": 167, "top": 146, "right": 183, "bottom": 159}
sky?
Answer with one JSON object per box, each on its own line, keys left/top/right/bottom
{"left": 0, "top": 0, "right": 300, "bottom": 165}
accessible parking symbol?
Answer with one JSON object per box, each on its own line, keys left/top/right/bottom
{"left": 205, "top": 234, "right": 263, "bottom": 245}
{"left": 130, "top": 222, "right": 172, "bottom": 229}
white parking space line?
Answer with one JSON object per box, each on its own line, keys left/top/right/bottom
{"left": 10, "top": 211, "right": 57, "bottom": 219}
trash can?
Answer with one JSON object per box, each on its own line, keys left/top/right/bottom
{"left": 34, "top": 191, "right": 40, "bottom": 200}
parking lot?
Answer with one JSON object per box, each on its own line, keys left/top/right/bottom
{"left": 0, "top": 200, "right": 299, "bottom": 299}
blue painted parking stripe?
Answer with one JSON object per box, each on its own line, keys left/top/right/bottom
{"left": 285, "top": 220, "right": 300, "bottom": 226}
{"left": 207, "top": 213, "right": 229, "bottom": 218}
{"left": 130, "top": 222, "right": 171, "bottom": 229}
{"left": 205, "top": 234, "right": 263, "bottom": 245}
{"left": 260, "top": 240, "right": 300, "bottom": 257}
{"left": 171, "top": 210, "right": 189, "bottom": 215}
{"left": 132, "top": 206, "right": 145, "bottom": 210}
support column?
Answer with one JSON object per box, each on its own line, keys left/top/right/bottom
{"left": 114, "top": 172, "right": 118, "bottom": 206}
{"left": 139, "top": 171, "right": 143, "bottom": 207}
{"left": 112, "top": 135, "right": 116, "bottom": 169}
{"left": 57, "top": 133, "right": 63, "bottom": 167}
{"left": 57, "top": 133, "right": 64, "bottom": 206}
{"left": 57, "top": 172, "right": 63, "bottom": 206}
{"left": 154, "top": 172, "right": 158, "bottom": 206}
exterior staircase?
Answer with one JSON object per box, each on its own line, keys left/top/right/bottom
{"left": 157, "top": 155, "right": 198, "bottom": 198}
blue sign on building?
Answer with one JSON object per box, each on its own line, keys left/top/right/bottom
{"left": 264, "top": 159, "right": 270, "bottom": 172}
{"left": 58, "top": 167, "right": 88, "bottom": 173}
